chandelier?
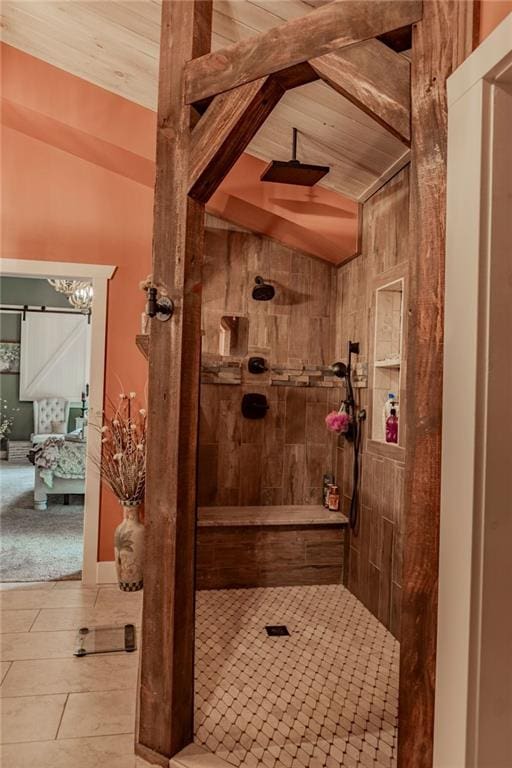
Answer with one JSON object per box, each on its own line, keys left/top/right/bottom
{"left": 47, "top": 278, "right": 89, "bottom": 296}
{"left": 47, "top": 278, "right": 94, "bottom": 314}
{"left": 68, "top": 285, "right": 94, "bottom": 314}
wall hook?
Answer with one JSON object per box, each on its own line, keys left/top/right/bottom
{"left": 145, "top": 286, "right": 174, "bottom": 322}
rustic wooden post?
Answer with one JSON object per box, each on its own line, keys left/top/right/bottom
{"left": 398, "top": 3, "right": 476, "bottom": 766}
{"left": 136, "top": 0, "right": 212, "bottom": 763}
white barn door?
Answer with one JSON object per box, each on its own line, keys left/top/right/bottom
{"left": 19, "top": 311, "right": 91, "bottom": 402}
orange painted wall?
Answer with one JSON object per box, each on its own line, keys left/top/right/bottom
{"left": 1, "top": 44, "right": 155, "bottom": 560}
{"left": 479, "top": 0, "right": 512, "bottom": 40}
{"left": 2, "top": 124, "right": 153, "bottom": 560}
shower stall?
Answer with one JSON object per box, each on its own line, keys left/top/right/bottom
{"left": 191, "top": 164, "right": 409, "bottom": 765}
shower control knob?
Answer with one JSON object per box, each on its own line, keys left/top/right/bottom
{"left": 248, "top": 357, "right": 267, "bottom": 374}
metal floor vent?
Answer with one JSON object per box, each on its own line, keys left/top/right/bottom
{"left": 74, "top": 624, "right": 137, "bottom": 657}
{"left": 265, "top": 625, "right": 290, "bottom": 637}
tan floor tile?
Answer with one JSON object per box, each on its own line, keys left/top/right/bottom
{"left": 41, "top": 588, "right": 99, "bottom": 609}
{"left": 0, "top": 582, "right": 56, "bottom": 591}
{"left": 52, "top": 581, "right": 97, "bottom": 589}
{"left": 0, "top": 610, "right": 38, "bottom": 634}
{"left": 0, "top": 654, "right": 138, "bottom": 697}
{"left": 171, "top": 743, "right": 233, "bottom": 767}
{"left": 0, "top": 693, "right": 66, "bottom": 743}
{"left": 0, "top": 630, "right": 79, "bottom": 661}
{"left": 58, "top": 689, "right": 136, "bottom": 739}
{"left": 31, "top": 603, "right": 142, "bottom": 631}
{"left": 0, "top": 590, "right": 51, "bottom": 611}
{"left": 0, "top": 588, "right": 97, "bottom": 611}
{"left": 0, "top": 662, "right": 11, "bottom": 684}
{"left": 95, "top": 586, "right": 143, "bottom": 611}
{"left": 0, "top": 733, "right": 136, "bottom": 768}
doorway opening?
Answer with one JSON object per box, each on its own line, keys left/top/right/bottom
{"left": 0, "top": 258, "right": 115, "bottom": 585}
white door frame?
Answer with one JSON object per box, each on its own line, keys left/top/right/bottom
{"left": 0, "top": 258, "right": 116, "bottom": 585}
{"left": 436, "top": 15, "right": 512, "bottom": 768}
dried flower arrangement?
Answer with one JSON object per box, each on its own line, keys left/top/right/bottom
{"left": 0, "top": 398, "right": 20, "bottom": 439}
{"left": 94, "top": 393, "right": 146, "bottom": 505}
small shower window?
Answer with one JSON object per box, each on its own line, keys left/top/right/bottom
{"left": 372, "top": 278, "right": 404, "bottom": 445}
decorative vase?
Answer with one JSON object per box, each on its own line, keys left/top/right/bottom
{"left": 114, "top": 502, "right": 144, "bottom": 592}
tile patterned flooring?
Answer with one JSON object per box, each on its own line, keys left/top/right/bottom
{"left": 0, "top": 582, "right": 398, "bottom": 767}
{"left": 0, "top": 581, "right": 142, "bottom": 768}
{"left": 195, "top": 585, "right": 399, "bottom": 768}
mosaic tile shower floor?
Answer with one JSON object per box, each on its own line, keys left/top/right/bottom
{"left": 194, "top": 584, "right": 399, "bottom": 768}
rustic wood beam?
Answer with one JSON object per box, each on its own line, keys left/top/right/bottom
{"left": 188, "top": 76, "right": 286, "bottom": 203}
{"left": 136, "top": 0, "right": 212, "bottom": 762}
{"left": 398, "top": 2, "right": 476, "bottom": 766}
{"left": 359, "top": 150, "right": 411, "bottom": 203}
{"left": 184, "top": 0, "right": 423, "bottom": 104}
{"left": 310, "top": 39, "right": 411, "bottom": 144}
{"left": 378, "top": 25, "right": 413, "bottom": 52}
{"left": 271, "top": 61, "right": 318, "bottom": 91}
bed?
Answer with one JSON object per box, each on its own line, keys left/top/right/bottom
{"left": 31, "top": 436, "right": 86, "bottom": 510}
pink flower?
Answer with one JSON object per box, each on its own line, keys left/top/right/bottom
{"left": 325, "top": 410, "right": 351, "bottom": 433}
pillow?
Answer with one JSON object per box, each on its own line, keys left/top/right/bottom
{"left": 51, "top": 420, "right": 67, "bottom": 435}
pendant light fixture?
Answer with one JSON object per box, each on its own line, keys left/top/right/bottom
{"left": 47, "top": 278, "right": 94, "bottom": 314}
{"left": 68, "top": 285, "right": 94, "bottom": 314}
{"left": 47, "top": 278, "right": 89, "bottom": 296}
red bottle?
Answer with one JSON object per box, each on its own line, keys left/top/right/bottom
{"left": 385, "top": 408, "right": 399, "bottom": 444}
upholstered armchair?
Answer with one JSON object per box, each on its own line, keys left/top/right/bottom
{"left": 31, "top": 397, "right": 70, "bottom": 444}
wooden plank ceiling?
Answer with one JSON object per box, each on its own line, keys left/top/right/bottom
{"left": 1, "top": 0, "right": 410, "bottom": 201}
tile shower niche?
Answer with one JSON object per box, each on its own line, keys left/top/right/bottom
{"left": 372, "top": 278, "right": 404, "bottom": 445}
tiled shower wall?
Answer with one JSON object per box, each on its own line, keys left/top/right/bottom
{"left": 198, "top": 218, "right": 339, "bottom": 507}
{"left": 335, "top": 168, "right": 410, "bottom": 638}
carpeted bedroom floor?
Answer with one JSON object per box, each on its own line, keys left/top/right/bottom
{"left": 0, "top": 462, "right": 83, "bottom": 582}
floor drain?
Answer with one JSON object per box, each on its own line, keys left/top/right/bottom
{"left": 265, "top": 625, "right": 290, "bottom": 637}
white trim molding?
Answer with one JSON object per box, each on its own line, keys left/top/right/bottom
{"left": 436, "top": 14, "right": 512, "bottom": 768}
{"left": 0, "top": 257, "right": 116, "bottom": 586}
{"left": 96, "top": 561, "right": 117, "bottom": 584}
{"left": 0, "top": 259, "right": 115, "bottom": 280}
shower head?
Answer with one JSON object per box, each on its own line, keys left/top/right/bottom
{"left": 260, "top": 160, "right": 330, "bottom": 186}
{"left": 252, "top": 276, "right": 275, "bottom": 301}
{"left": 260, "top": 128, "right": 330, "bottom": 187}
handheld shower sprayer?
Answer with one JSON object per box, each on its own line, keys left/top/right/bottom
{"left": 331, "top": 341, "right": 366, "bottom": 530}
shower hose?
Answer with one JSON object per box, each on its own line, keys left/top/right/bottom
{"left": 349, "top": 416, "right": 363, "bottom": 531}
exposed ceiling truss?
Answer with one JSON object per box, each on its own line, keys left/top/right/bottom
{"left": 1, "top": 0, "right": 411, "bottom": 202}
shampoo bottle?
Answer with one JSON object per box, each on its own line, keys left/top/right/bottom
{"left": 385, "top": 408, "right": 399, "bottom": 444}
{"left": 383, "top": 393, "right": 397, "bottom": 437}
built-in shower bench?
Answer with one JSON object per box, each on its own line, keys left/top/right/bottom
{"left": 196, "top": 505, "right": 348, "bottom": 590}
